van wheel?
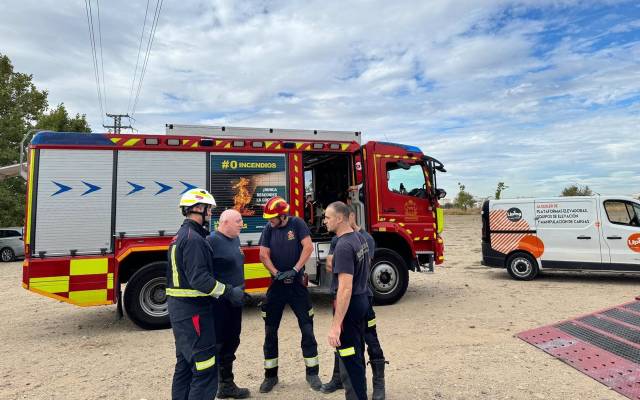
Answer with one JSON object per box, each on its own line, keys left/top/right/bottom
{"left": 506, "top": 252, "right": 539, "bottom": 280}
{"left": 1, "top": 247, "right": 15, "bottom": 262}
{"left": 370, "top": 249, "right": 409, "bottom": 305}
{"left": 124, "top": 261, "right": 170, "bottom": 330}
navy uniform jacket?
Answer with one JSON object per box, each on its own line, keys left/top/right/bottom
{"left": 166, "top": 219, "right": 225, "bottom": 322}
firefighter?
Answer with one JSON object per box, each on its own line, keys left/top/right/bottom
{"left": 167, "top": 188, "right": 246, "bottom": 400}
{"left": 258, "top": 196, "right": 323, "bottom": 393}
{"left": 207, "top": 209, "right": 251, "bottom": 399}
{"left": 325, "top": 201, "right": 370, "bottom": 400}
{"left": 322, "top": 205, "right": 387, "bottom": 400}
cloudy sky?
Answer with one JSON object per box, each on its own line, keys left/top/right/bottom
{"left": 1, "top": 0, "right": 639, "bottom": 199}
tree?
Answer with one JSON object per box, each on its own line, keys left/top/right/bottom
{"left": 0, "top": 53, "right": 90, "bottom": 226}
{"left": 561, "top": 184, "right": 593, "bottom": 197}
{"left": 495, "top": 182, "right": 508, "bottom": 200}
{"left": 454, "top": 182, "right": 475, "bottom": 210}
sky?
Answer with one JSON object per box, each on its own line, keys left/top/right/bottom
{"left": 1, "top": 0, "right": 639, "bottom": 199}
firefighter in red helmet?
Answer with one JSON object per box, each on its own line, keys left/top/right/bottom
{"left": 257, "top": 196, "right": 323, "bottom": 393}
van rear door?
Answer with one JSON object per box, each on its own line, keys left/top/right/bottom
{"left": 600, "top": 198, "right": 640, "bottom": 269}
{"left": 535, "top": 198, "right": 602, "bottom": 269}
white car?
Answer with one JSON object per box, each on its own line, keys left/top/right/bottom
{"left": 0, "top": 227, "right": 25, "bottom": 262}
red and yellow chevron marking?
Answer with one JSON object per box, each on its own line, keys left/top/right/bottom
{"left": 289, "top": 153, "right": 304, "bottom": 217}
{"left": 116, "top": 245, "right": 169, "bottom": 262}
{"left": 244, "top": 262, "right": 271, "bottom": 293}
{"left": 25, "top": 257, "right": 115, "bottom": 306}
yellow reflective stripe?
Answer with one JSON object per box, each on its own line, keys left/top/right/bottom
{"left": 368, "top": 318, "right": 377, "bottom": 328}
{"left": 436, "top": 207, "right": 444, "bottom": 234}
{"left": 70, "top": 258, "right": 108, "bottom": 275}
{"left": 244, "top": 262, "right": 271, "bottom": 279}
{"left": 123, "top": 138, "right": 140, "bottom": 147}
{"left": 209, "top": 281, "right": 226, "bottom": 298}
{"left": 29, "top": 276, "right": 69, "bottom": 293}
{"left": 338, "top": 347, "right": 356, "bottom": 357}
{"left": 107, "top": 273, "right": 114, "bottom": 289}
{"left": 261, "top": 311, "right": 267, "bottom": 318}
{"left": 304, "top": 356, "right": 319, "bottom": 367}
{"left": 195, "top": 355, "right": 216, "bottom": 371}
{"left": 264, "top": 358, "right": 278, "bottom": 369}
{"left": 166, "top": 288, "right": 207, "bottom": 297}
{"left": 308, "top": 308, "right": 314, "bottom": 317}
{"left": 171, "top": 246, "right": 180, "bottom": 287}
{"left": 69, "top": 289, "right": 107, "bottom": 304}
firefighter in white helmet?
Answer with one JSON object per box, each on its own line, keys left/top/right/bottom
{"left": 167, "top": 188, "right": 246, "bottom": 399}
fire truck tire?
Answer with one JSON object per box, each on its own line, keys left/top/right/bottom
{"left": 370, "top": 248, "right": 409, "bottom": 305}
{"left": 506, "top": 252, "right": 539, "bottom": 281}
{"left": 1, "top": 247, "right": 15, "bottom": 262}
{"left": 124, "top": 261, "right": 170, "bottom": 330}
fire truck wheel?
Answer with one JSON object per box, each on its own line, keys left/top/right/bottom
{"left": 124, "top": 261, "right": 170, "bottom": 330}
{"left": 1, "top": 247, "right": 15, "bottom": 262}
{"left": 506, "top": 252, "right": 539, "bottom": 280}
{"left": 370, "top": 249, "right": 409, "bottom": 305}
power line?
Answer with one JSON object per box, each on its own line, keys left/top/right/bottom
{"left": 131, "top": 0, "right": 164, "bottom": 117}
{"left": 84, "top": 0, "right": 105, "bottom": 125}
{"left": 127, "top": 0, "right": 151, "bottom": 115}
{"left": 96, "top": 0, "right": 108, "bottom": 114}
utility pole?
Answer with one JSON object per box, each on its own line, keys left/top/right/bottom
{"left": 103, "top": 113, "right": 133, "bottom": 134}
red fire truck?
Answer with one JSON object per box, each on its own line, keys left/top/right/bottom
{"left": 21, "top": 125, "right": 446, "bottom": 329}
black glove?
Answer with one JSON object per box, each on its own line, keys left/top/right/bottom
{"left": 275, "top": 268, "right": 298, "bottom": 281}
{"left": 222, "top": 284, "right": 246, "bottom": 307}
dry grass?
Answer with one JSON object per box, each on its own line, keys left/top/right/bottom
{"left": 443, "top": 207, "right": 481, "bottom": 215}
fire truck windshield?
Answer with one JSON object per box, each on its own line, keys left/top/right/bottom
{"left": 386, "top": 162, "right": 428, "bottom": 198}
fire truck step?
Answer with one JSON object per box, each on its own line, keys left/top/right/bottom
{"left": 518, "top": 299, "right": 640, "bottom": 400}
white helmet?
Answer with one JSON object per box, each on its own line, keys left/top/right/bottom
{"left": 179, "top": 188, "right": 216, "bottom": 215}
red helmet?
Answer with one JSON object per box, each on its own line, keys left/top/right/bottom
{"left": 263, "top": 196, "right": 290, "bottom": 219}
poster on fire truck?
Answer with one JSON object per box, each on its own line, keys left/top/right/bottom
{"left": 210, "top": 153, "right": 288, "bottom": 234}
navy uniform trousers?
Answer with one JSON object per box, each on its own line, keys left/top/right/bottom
{"left": 170, "top": 309, "right": 218, "bottom": 400}
{"left": 261, "top": 278, "right": 319, "bottom": 375}
{"left": 336, "top": 293, "right": 369, "bottom": 400}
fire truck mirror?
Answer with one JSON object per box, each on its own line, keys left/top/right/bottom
{"left": 436, "top": 188, "right": 447, "bottom": 200}
{"left": 396, "top": 160, "right": 411, "bottom": 170}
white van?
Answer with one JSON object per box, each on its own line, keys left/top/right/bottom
{"left": 481, "top": 195, "right": 640, "bottom": 280}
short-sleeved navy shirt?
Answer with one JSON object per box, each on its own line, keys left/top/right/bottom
{"left": 207, "top": 231, "right": 245, "bottom": 287}
{"left": 330, "top": 228, "right": 375, "bottom": 259}
{"left": 331, "top": 231, "right": 370, "bottom": 296}
{"left": 259, "top": 216, "right": 310, "bottom": 271}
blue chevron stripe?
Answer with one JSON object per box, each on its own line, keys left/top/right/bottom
{"left": 81, "top": 181, "right": 102, "bottom": 196}
{"left": 180, "top": 181, "right": 198, "bottom": 194}
{"left": 155, "top": 181, "right": 173, "bottom": 195}
{"left": 51, "top": 181, "right": 72, "bottom": 196}
{"left": 127, "top": 181, "right": 145, "bottom": 195}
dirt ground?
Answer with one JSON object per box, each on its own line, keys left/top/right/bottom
{"left": 2, "top": 214, "right": 639, "bottom": 399}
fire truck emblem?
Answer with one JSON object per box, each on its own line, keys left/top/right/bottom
{"left": 404, "top": 200, "right": 418, "bottom": 219}
{"left": 287, "top": 230, "right": 295, "bottom": 241}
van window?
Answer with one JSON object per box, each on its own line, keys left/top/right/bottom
{"left": 604, "top": 201, "right": 640, "bottom": 227}
{"left": 386, "top": 162, "right": 427, "bottom": 198}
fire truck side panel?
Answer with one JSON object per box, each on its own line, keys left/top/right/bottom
{"left": 115, "top": 150, "right": 207, "bottom": 237}
{"left": 34, "top": 149, "right": 114, "bottom": 256}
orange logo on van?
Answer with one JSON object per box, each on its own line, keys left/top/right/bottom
{"left": 628, "top": 233, "right": 640, "bottom": 253}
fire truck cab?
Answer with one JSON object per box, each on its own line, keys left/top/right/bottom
{"left": 22, "top": 125, "right": 446, "bottom": 329}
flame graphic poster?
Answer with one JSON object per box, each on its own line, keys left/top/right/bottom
{"left": 210, "top": 154, "right": 288, "bottom": 233}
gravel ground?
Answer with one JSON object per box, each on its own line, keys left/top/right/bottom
{"left": 1, "top": 214, "right": 638, "bottom": 399}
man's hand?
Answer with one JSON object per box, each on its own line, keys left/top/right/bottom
{"left": 275, "top": 268, "right": 297, "bottom": 281}
{"left": 328, "top": 324, "right": 341, "bottom": 348}
{"left": 222, "top": 284, "right": 246, "bottom": 307}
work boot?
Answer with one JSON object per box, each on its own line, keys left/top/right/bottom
{"left": 259, "top": 376, "right": 278, "bottom": 393}
{"left": 218, "top": 362, "right": 251, "bottom": 399}
{"left": 320, "top": 355, "right": 343, "bottom": 393}
{"left": 306, "top": 373, "right": 323, "bottom": 391}
{"left": 370, "top": 359, "right": 387, "bottom": 400}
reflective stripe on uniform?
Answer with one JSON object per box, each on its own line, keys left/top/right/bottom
{"left": 261, "top": 311, "right": 267, "bottom": 318}
{"left": 338, "top": 347, "right": 356, "bottom": 357}
{"left": 304, "top": 356, "right": 319, "bottom": 367}
{"left": 308, "top": 308, "right": 314, "bottom": 317}
{"left": 264, "top": 358, "right": 278, "bottom": 369}
{"left": 368, "top": 318, "right": 376, "bottom": 328}
{"left": 209, "top": 281, "right": 226, "bottom": 298}
{"left": 195, "top": 355, "right": 216, "bottom": 371}
{"left": 170, "top": 246, "right": 180, "bottom": 287}
{"left": 166, "top": 288, "right": 208, "bottom": 297}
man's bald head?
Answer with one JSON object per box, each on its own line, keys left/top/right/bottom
{"left": 217, "top": 209, "right": 244, "bottom": 238}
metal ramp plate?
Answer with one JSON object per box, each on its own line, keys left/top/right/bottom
{"left": 518, "top": 298, "right": 640, "bottom": 400}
